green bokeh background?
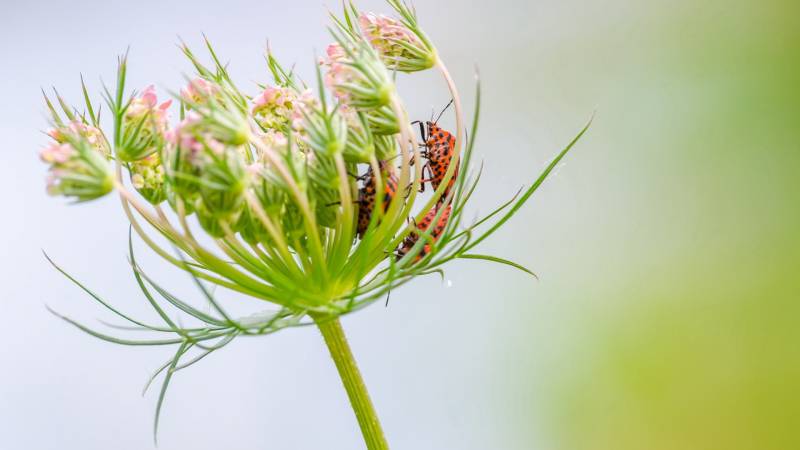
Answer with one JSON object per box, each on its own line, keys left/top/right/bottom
{"left": 488, "top": 1, "right": 800, "bottom": 448}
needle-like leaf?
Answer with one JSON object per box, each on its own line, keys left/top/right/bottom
{"left": 458, "top": 254, "right": 538, "bottom": 279}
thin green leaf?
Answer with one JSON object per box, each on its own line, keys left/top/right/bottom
{"left": 419, "top": 268, "right": 445, "bottom": 282}
{"left": 175, "top": 251, "right": 237, "bottom": 327}
{"left": 128, "top": 229, "right": 181, "bottom": 331}
{"left": 43, "top": 250, "right": 165, "bottom": 331}
{"left": 134, "top": 267, "right": 228, "bottom": 327}
{"left": 53, "top": 88, "right": 76, "bottom": 121}
{"left": 46, "top": 306, "right": 186, "bottom": 346}
{"left": 174, "top": 332, "right": 237, "bottom": 370}
{"left": 142, "top": 344, "right": 194, "bottom": 396}
{"left": 153, "top": 341, "right": 189, "bottom": 445}
{"left": 42, "top": 90, "right": 64, "bottom": 126}
{"left": 80, "top": 74, "right": 98, "bottom": 125}
{"left": 454, "top": 67, "right": 481, "bottom": 206}
{"left": 459, "top": 254, "right": 538, "bottom": 279}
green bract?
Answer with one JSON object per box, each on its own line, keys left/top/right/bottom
{"left": 39, "top": 0, "right": 591, "bottom": 447}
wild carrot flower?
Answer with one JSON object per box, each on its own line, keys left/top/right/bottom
{"left": 40, "top": 134, "right": 114, "bottom": 201}
{"left": 180, "top": 77, "right": 219, "bottom": 106}
{"left": 358, "top": 11, "right": 435, "bottom": 71}
{"left": 129, "top": 152, "right": 167, "bottom": 204}
{"left": 321, "top": 39, "right": 394, "bottom": 111}
{"left": 39, "top": 1, "right": 591, "bottom": 449}
{"left": 48, "top": 120, "right": 109, "bottom": 155}
{"left": 116, "top": 85, "right": 172, "bottom": 162}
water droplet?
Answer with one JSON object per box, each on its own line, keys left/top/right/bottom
{"left": 446, "top": 279, "right": 453, "bottom": 288}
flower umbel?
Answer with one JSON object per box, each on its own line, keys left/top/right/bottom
{"left": 39, "top": 2, "right": 590, "bottom": 449}
{"left": 129, "top": 152, "right": 167, "bottom": 204}
{"left": 358, "top": 11, "right": 435, "bottom": 71}
{"left": 40, "top": 132, "right": 114, "bottom": 201}
{"left": 117, "top": 85, "right": 172, "bottom": 162}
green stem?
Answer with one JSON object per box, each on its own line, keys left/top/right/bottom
{"left": 314, "top": 316, "right": 389, "bottom": 450}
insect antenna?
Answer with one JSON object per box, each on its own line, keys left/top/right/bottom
{"left": 433, "top": 99, "right": 454, "bottom": 124}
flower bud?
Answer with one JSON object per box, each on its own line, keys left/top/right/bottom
{"left": 195, "top": 201, "right": 229, "bottom": 238}
{"left": 166, "top": 113, "right": 248, "bottom": 231}
{"left": 258, "top": 136, "right": 309, "bottom": 196}
{"left": 194, "top": 162, "right": 248, "bottom": 237}
{"left": 197, "top": 142, "right": 248, "bottom": 219}
{"left": 252, "top": 86, "right": 317, "bottom": 135}
{"left": 374, "top": 134, "right": 398, "bottom": 161}
{"left": 117, "top": 86, "right": 172, "bottom": 162}
{"left": 129, "top": 152, "right": 167, "bottom": 204}
{"left": 181, "top": 79, "right": 249, "bottom": 146}
{"left": 165, "top": 181, "right": 195, "bottom": 215}
{"left": 195, "top": 99, "right": 249, "bottom": 147}
{"left": 164, "top": 114, "right": 206, "bottom": 202}
{"left": 321, "top": 41, "right": 395, "bottom": 111}
{"left": 48, "top": 121, "right": 110, "bottom": 156}
{"left": 306, "top": 152, "right": 343, "bottom": 228}
{"left": 339, "top": 105, "right": 375, "bottom": 163}
{"left": 359, "top": 12, "right": 435, "bottom": 72}
{"left": 365, "top": 105, "right": 400, "bottom": 135}
{"left": 180, "top": 78, "right": 220, "bottom": 108}
{"left": 302, "top": 97, "right": 348, "bottom": 158}
{"left": 237, "top": 163, "right": 287, "bottom": 245}
{"left": 40, "top": 132, "right": 114, "bottom": 202}
{"left": 253, "top": 130, "right": 289, "bottom": 160}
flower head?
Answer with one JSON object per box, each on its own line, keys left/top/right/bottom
{"left": 164, "top": 113, "right": 248, "bottom": 234}
{"left": 40, "top": 132, "right": 114, "bottom": 202}
{"left": 48, "top": 120, "right": 110, "bottom": 155}
{"left": 188, "top": 86, "right": 250, "bottom": 147}
{"left": 129, "top": 152, "right": 167, "bottom": 204}
{"left": 117, "top": 85, "right": 172, "bottom": 162}
{"left": 252, "top": 85, "right": 316, "bottom": 134}
{"left": 358, "top": 12, "right": 435, "bottom": 72}
{"left": 180, "top": 78, "right": 219, "bottom": 106}
{"left": 321, "top": 40, "right": 395, "bottom": 111}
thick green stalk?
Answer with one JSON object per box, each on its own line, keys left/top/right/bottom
{"left": 314, "top": 316, "right": 389, "bottom": 450}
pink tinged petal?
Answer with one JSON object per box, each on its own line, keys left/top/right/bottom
{"left": 47, "top": 128, "right": 63, "bottom": 141}
{"left": 258, "top": 86, "right": 277, "bottom": 105}
{"left": 179, "top": 87, "right": 192, "bottom": 102}
{"left": 326, "top": 43, "right": 345, "bottom": 61}
{"left": 140, "top": 85, "right": 158, "bottom": 107}
{"left": 253, "top": 92, "right": 268, "bottom": 108}
{"left": 39, "top": 148, "right": 54, "bottom": 163}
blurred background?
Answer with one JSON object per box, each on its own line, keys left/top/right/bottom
{"left": 1, "top": 0, "right": 798, "bottom": 449}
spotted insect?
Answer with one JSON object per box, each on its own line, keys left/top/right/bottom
{"left": 396, "top": 203, "right": 452, "bottom": 263}
{"left": 413, "top": 100, "right": 458, "bottom": 202}
{"left": 356, "top": 162, "right": 400, "bottom": 238}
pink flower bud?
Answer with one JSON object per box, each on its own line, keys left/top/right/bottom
{"left": 357, "top": 12, "right": 435, "bottom": 72}
{"left": 39, "top": 143, "right": 70, "bottom": 164}
{"left": 180, "top": 78, "right": 218, "bottom": 105}
{"left": 140, "top": 85, "right": 159, "bottom": 108}
{"left": 322, "top": 43, "right": 354, "bottom": 103}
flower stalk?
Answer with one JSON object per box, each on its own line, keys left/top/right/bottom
{"left": 315, "top": 315, "right": 389, "bottom": 450}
